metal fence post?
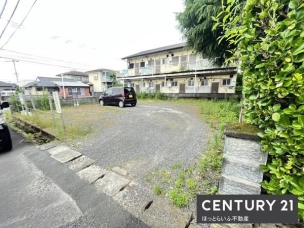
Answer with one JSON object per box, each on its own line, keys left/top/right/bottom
{"left": 48, "top": 96, "right": 56, "bottom": 127}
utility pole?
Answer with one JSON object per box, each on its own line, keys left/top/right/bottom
{"left": 4, "top": 60, "right": 19, "bottom": 82}
{"left": 12, "top": 60, "right": 18, "bottom": 82}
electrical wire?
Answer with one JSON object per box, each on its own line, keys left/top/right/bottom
{"left": 0, "top": 0, "right": 21, "bottom": 40}
{"left": 0, "top": 56, "right": 93, "bottom": 71}
{"left": 1, "top": 0, "right": 38, "bottom": 49}
{"left": 1, "top": 49, "right": 102, "bottom": 68}
{"left": 0, "top": 0, "right": 8, "bottom": 20}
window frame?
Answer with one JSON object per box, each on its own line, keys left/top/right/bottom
{"left": 200, "top": 79, "right": 208, "bottom": 86}
{"left": 222, "top": 79, "right": 231, "bottom": 86}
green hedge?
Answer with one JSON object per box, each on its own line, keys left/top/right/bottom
{"left": 216, "top": 0, "right": 304, "bottom": 221}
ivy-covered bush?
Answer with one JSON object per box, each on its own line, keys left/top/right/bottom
{"left": 215, "top": 0, "right": 304, "bottom": 221}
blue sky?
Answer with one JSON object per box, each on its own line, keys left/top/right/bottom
{"left": 0, "top": 0, "right": 185, "bottom": 83}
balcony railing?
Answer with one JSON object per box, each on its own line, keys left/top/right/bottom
{"left": 119, "top": 59, "right": 226, "bottom": 77}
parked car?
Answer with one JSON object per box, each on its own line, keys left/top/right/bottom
{"left": 99, "top": 87, "right": 137, "bottom": 108}
{"left": 0, "top": 101, "right": 12, "bottom": 151}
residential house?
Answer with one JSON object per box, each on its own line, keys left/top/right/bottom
{"left": 56, "top": 71, "right": 89, "bottom": 83}
{"left": 120, "top": 42, "right": 238, "bottom": 98}
{"left": 86, "top": 68, "right": 117, "bottom": 94}
{"left": 22, "top": 77, "right": 90, "bottom": 98}
{"left": 0, "top": 81, "right": 16, "bottom": 93}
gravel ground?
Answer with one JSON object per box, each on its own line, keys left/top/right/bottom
{"left": 70, "top": 100, "right": 212, "bottom": 184}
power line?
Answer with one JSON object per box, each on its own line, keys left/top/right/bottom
{"left": 0, "top": 0, "right": 8, "bottom": 20}
{"left": 0, "top": 0, "right": 21, "bottom": 40}
{"left": 0, "top": 56, "right": 93, "bottom": 70}
{"left": 1, "top": 49, "right": 102, "bottom": 68}
{"left": 1, "top": 0, "right": 38, "bottom": 49}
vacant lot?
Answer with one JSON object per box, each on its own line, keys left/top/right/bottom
{"left": 14, "top": 99, "right": 240, "bottom": 209}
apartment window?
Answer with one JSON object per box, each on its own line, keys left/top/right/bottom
{"left": 222, "top": 79, "right": 231, "bottom": 86}
{"left": 189, "top": 54, "right": 196, "bottom": 64}
{"left": 140, "top": 62, "right": 145, "bottom": 68}
{"left": 201, "top": 79, "right": 208, "bottom": 86}
{"left": 188, "top": 79, "right": 194, "bottom": 86}
{"left": 162, "top": 58, "right": 168, "bottom": 65}
{"left": 128, "top": 63, "right": 134, "bottom": 69}
{"left": 93, "top": 73, "right": 98, "bottom": 80}
{"left": 131, "top": 83, "right": 135, "bottom": 87}
{"left": 171, "top": 81, "right": 178, "bottom": 87}
{"left": 142, "top": 82, "right": 145, "bottom": 87}
{"left": 172, "top": 56, "right": 179, "bottom": 66}
{"left": 149, "top": 81, "right": 154, "bottom": 87}
{"left": 161, "top": 81, "right": 165, "bottom": 87}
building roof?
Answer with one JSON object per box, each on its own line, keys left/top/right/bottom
{"left": 86, "top": 68, "right": 116, "bottom": 73}
{"left": 22, "top": 77, "right": 88, "bottom": 88}
{"left": 55, "top": 71, "right": 88, "bottom": 77}
{"left": 121, "top": 42, "right": 186, "bottom": 60}
{"left": 0, "top": 81, "right": 16, "bottom": 87}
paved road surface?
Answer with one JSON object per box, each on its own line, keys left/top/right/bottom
{"left": 0, "top": 129, "right": 148, "bottom": 228}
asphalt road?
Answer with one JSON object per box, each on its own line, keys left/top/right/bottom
{"left": 0, "top": 129, "right": 148, "bottom": 228}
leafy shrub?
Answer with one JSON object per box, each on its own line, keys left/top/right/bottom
{"left": 217, "top": 0, "right": 304, "bottom": 220}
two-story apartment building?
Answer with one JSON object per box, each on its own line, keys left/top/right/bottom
{"left": 86, "top": 68, "right": 117, "bottom": 94}
{"left": 120, "top": 42, "right": 238, "bottom": 98}
{"left": 56, "top": 71, "right": 89, "bottom": 83}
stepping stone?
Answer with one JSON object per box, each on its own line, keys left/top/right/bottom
{"left": 113, "top": 181, "right": 154, "bottom": 218}
{"left": 94, "top": 171, "right": 130, "bottom": 197}
{"left": 141, "top": 197, "right": 193, "bottom": 228}
{"left": 77, "top": 165, "right": 108, "bottom": 184}
{"left": 50, "top": 149, "right": 81, "bottom": 163}
{"left": 68, "top": 156, "right": 95, "bottom": 172}
{"left": 48, "top": 145, "right": 70, "bottom": 155}
{"left": 112, "top": 166, "right": 128, "bottom": 176}
{"left": 40, "top": 141, "right": 60, "bottom": 151}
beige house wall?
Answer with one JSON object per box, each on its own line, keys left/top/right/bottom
{"left": 89, "top": 72, "right": 103, "bottom": 92}
{"left": 125, "top": 48, "right": 214, "bottom": 77}
{"left": 126, "top": 74, "right": 236, "bottom": 94}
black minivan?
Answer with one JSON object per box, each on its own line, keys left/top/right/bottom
{"left": 99, "top": 87, "right": 137, "bottom": 108}
{"left": 0, "top": 101, "right": 12, "bottom": 151}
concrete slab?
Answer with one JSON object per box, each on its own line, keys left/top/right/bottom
{"left": 40, "top": 141, "right": 61, "bottom": 151}
{"left": 68, "top": 156, "right": 95, "bottom": 172}
{"left": 112, "top": 166, "right": 128, "bottom": 176}
{"left": 141, "top": 197, "right": 192, "bottom": 228}
{"left": 113, "top": 181, "right": 154, "bottom": 217}
{"left": 50, "top": 149, "right": 81, "bottom": 163}
{"left": 94, "top": 171, "right": 130, "bottom": 197}
{"left": 77, "top": 165, "right": 108, "bottom": 184}
{"left": 48, "top": 145, "right": 70, "bottom": 155}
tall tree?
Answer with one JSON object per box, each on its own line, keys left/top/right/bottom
{"left": 176, "top": 0, "right": 236, "bottom": 66}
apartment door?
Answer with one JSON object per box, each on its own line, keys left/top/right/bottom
{"left": 135, "top": 63, "right": 139, "bottom": 75}
{"left": 135, "top": 85, "right": 140, "bottom": 92}
{"left": 211, "top": 82, "right": 219, "bottom": 93}
{"left": 155, "top": 84, "right": 160, "bottom": 92}
{"left": 179, "top": 83, "right": 185, "bottom": 93}
{"left": 155, "top": 60, "right": 160, "bottom": 74}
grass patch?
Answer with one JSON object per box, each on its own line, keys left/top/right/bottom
{"left": 153, "top": 185, "right": 165, "bottom": 195}
{"left": 150, "top": 99, "right": 240, "bottom": 207}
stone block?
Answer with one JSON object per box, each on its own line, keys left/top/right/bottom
{"left": 224, "top": 136, "right": 267, "bottom": 164}
{"left": 68, "top": 156, "right": 95, "bottom": 172}
{"left": 113, "top": 181, "right": 154, "bottom": 217}
{"left": 112, "top": 166, "right": 128, "bottom": 176}
{"left": 94, "top": 171, "right": 130, "bottom": 197}
{"left": 218, "top": 176, "right": 261, "bottom": 195}
{"left": 77, "top": 165, "right": 108, "bottom": 184}
{"left": 50, "top": 149, "right": 81, "bottom": 163}
{"left": 48, "top": 145, "right": 70, "bottom": 155}
{"left": 222, "top": 157, "right": 264, "bottom": 184}
{"left": 40, "top": 141, "right": 60, "bottom": 151}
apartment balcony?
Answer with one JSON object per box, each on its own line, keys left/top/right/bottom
{"left": 119, "top": 59, "right": 221, "bottom": 78}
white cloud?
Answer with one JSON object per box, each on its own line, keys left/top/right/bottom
{"left": 0, "top": 0, "right": 185, "bottom": 82}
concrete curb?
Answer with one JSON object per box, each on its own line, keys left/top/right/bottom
{"left": 39, "top": 141, "right": 194, "bottom": 228}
